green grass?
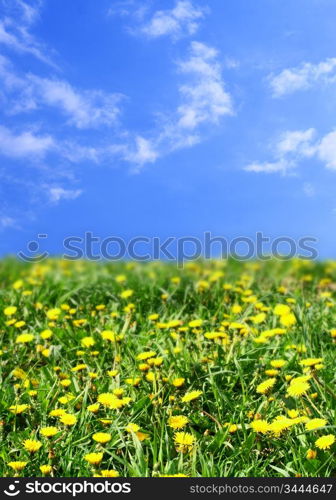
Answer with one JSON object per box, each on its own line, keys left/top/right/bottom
{"left": 0, "top": 258, "right": 335, "bottom": 477}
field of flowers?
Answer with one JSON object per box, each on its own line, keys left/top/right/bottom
{"left": 0, "top": 258, "right": 335, "bottom": 477}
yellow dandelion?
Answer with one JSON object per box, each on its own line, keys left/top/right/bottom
{"left": 9, "top": 404, "right": 30, "bottom": 414}
{"left": 256, "top": 378, "right": 276, "bottom": 394}
{"left": 49, "top": 408, "right": 66, "bottom": 417}
{"left": 306, "top": 449, "right": 317, "bottom": 459}
{"left": 181, "top": 390, "right": 202, "bottom": 403}
{"left": 287, "top": 376, "right": 310, "bottom": 398}
{"left": 23, "top": 439, "right": 42, "bottom": 453}
{"left": 59, "top": 414, "right": 77, "bottom": 426}
{"left": 99, "top": 469, "right": 120, "bottom": 477}
{"left": 8, "top": 461, "right": 27, "bottom": 472}
{"left": 40, "top": 426, "right": 59, "bottom": 438}
{"left": 40, "top": 465, "right": 52, "bottom": 475}
{"left": 4, "top": 306, "right": 17, "bottom": 316}
{"left": 16, "top": 333, "right": 34, "bottom": 344}
{"left": 315, "top": 434, "right": 335, "bottom": 450}
{"left": 174, "top": 432, "right": 196, "bottom": 453}
{"left": 84, "top": 452, "right": 103, "bottom": 465}
{"left": 270, "top": 359, "right": 286, "bottom": 368}
{"left": 81, "top": 336, "right": 95, "bottom": 348}
{"left": 92, "top": 432, "right": 111, "bottom": 444}
{"left": 172, "top": 377, "right": 185, "bottom": 387}
{"left": 280, "top": 313, "right": 296, "bottom": 327}
{"left": 168, "top": 415, "right": 189, "bottom": 429}
{"left": 250, "top": 420, "right": 270, "bottom": 434}
{"left": 126, "top": 423, "right": 140, "bottom": 433}
{"left": 87, "top": 403, "right": 100, "bottom": 413}
{"left": 305, "top": 418, "right": 327, "bottom": 431}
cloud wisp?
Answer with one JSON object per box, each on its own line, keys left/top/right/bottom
{"left": 140, "top": 0, "right": 207, "bottom": 39}
{"left": 0, "top": 0, "right": 56, "bottom": 67}
{"left": 245, "top": 128, "right": 336, "bottom": 174}
{"left": 269, "top": 57, "right": 336, "bottom": 97}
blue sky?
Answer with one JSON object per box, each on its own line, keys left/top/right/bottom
{"left": 1, "top": 0, "right": 336, "bottom": 259}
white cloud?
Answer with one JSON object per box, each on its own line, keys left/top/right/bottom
{"left": 269, "top": 58, "right": 336, "bottom": 97}
{"left": 60, "top": 142, "right": 100, "bottom": 163}
{"left": 0, "top": 0, "right": 55, "bottom": 67}
{"left": 0, "top": 63, "right": 124, "bottom": 128}
{"left": 26, "top": 75, "right": 123, "bottom": 128}
{"left": 0, "top": 54, "right": 24, "bottom": 88}
{"left": 118, "top": 41, "right": 233, "bottom": 166}
{"left": 15, "top": 0, "right": 41, "bottom": 25}
{"left": 0, "top": 125, "right": 55, "bottom": 159}
{"left": 108, "top": 0, "right": 148, "bottom": 20}
{"left": 120, "top": 136, "right": 158, "bottom": 166}
{"left": 276, "top": 128, "right": 316, "bottom": 157}
{"left": 141, "top": 1, "right": 206, "bottom": 39}
{"left": 245, "top": 127, "right": 336, "bottom": 175}
{"left": 317, "top": 130, "right": 336, "bottom": 169}
{"left": 48, "top": 187, "right": 83, "bottom": 203}
{"left": 176, "top": 41, "right": 233, "bottom": 130}
{"left": 245, "top": 128, "right": 316, "bottom": 174}
{"left": 244, "top": 159, "right": 292, "bottom": 174}
{"left": 0, "top": 214, "right": 18, "bottom": 229}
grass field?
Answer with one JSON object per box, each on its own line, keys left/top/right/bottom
{"left": 0, "top": 258, "right": 335, "bottom": 477}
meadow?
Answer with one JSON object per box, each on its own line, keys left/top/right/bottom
{"left": 0, "top": 258, "right": 335, "bottom": 477}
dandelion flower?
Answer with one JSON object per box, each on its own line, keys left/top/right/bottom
{"left": 101, "top": 330, "right": 116, "bottom": 342}
{"left": 305, "top": 418, "right": 327, "bottom": 431}
{"left": 172, "top": 377, "right": 185, "bottom": 387}
{"left": 188, "top": 319, "right": 203, "bottom": 328}
{"left": 23, "top": 439, "right": 42, "bottom": 453}
{"left": 16, "top": 333, "right": 34, "bottom": 344}
{"left": 81, "top": 336, "right": 95, "bottom": 348}
{"left": 256, "top": 378, "right": 276, "bottom": 394}
{"left": 287, "top": 409, "right": 299, "bottom": 419}
{"left": 41, "top": 329, "right": 52, "bottom": 339}
{"left": 99, "top": 469, "right": 120, "bottom": 477}
{"left": 280, "top": 313, "right": 296, "bottom": 327}
{"left": 273, "top": 304, "right": 291, "bottom": 316}
{"left": 136, "top": 431, "right": 149, "bottom": 441}
{"left": 8, "top": 461, "right": 27, "bottom": 472}
{"left": 268, "top": 417, "right": 295, "bottom": 435}
{"left": 59, "top": 414, "right": 77, "bottom": 426}
{"left": 92, "top": 432, "right": 111, "bottom": 444}
{"left": 9, "top": 404, "right": 30, "bottom": 414}
{"left": 87, "top": 403, "right": 100, "bottom": 413}
{"left": 120, "top": 289, "right": 133, "bottom": 299}
{"left": 84, "top": 452, "right": 103, "bottom": 465}
{"left": 168, "top": 415, "right": 189, "bottom": 429}
{"left": 270, "top": 359, "right": 286, "bottom": 368}
{"left": 4, "top": 306, "right": 17, "bottom": 316}
{"left": 287, "top": 376, "right": 310, "bottom": 398}
{"left": 174, "top": 432, "right": 196, "bottom": 453}
{"left": 136, "top": 351, "right": 156, "bottom": 361}
{"left": 250, "top": 420, "right": 270, "bottom": 434}
{"left": 125, "top": 377, "right": 141, "bottom": 387}
{"left": 40, "top": 465, "right": 52, "bottom": 475}
{"left": 49, "top": 408, "right": 66, "bottom": 417}
{"left": 181, "top": 390, "right": 202, "bottom": 403}
{"left": 315, "top": 434, "right": 335, "bottom": 450}
{"left": 299, "top": 358, "right": 323, "bottom": 367}
{"left": 97, "top": 393, "right": 124, "bottom": 409}
{"left": 306, "top": 449, "right": 317, "bottom": 459}
{"left": 228, "top": 424, "right": 238, "bottom": 433}
{"left": 40, "top": 426, "right": 59, "bottom": 438}
{"left": 265, "top": 369, "right": 279, "bottom": 376}
{"left": 126, "top": 423, "right": 140, "bottom": 433}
